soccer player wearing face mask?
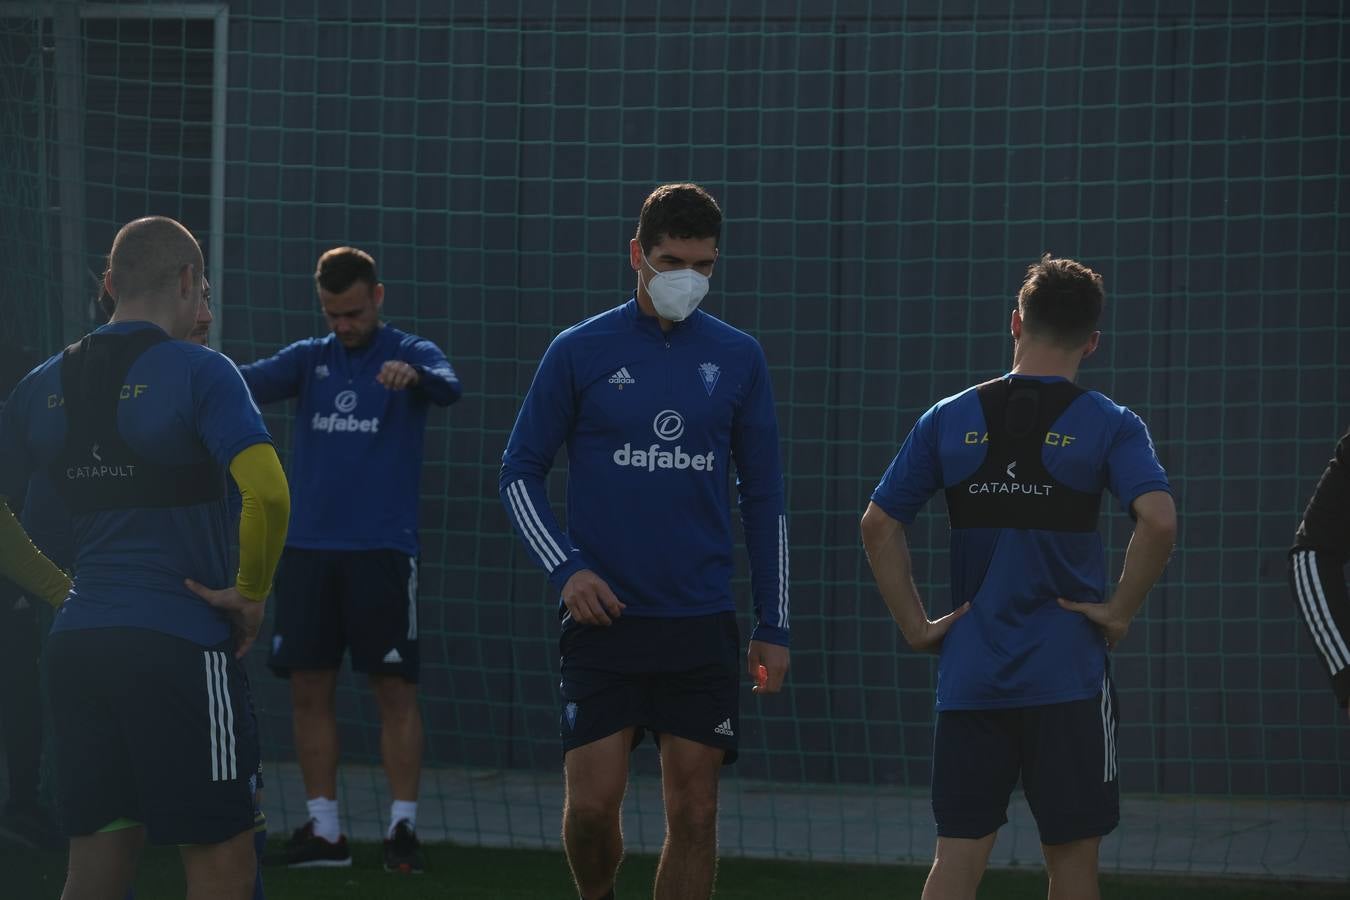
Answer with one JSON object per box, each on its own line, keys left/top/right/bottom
{"left": 500, "top": 183, "right": 791, "bottom": 900}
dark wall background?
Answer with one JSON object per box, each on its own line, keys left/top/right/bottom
{"left": 2, "top": 0, "right": 1346, "bottom": 799}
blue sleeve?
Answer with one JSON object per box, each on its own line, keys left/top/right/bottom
{"left": 730, "top": 343, "right": 789, "bottom": 647}
{"left": 870, "top": 405, "right": 943, "bottom": 525}
{"left": 499, "top": 335, "right": 591, "bottom": 590}
{"left": 403, "top": 337, "right": 463, "bottom": 407}
{"left": 0, "top": 382, "right": 33, "bottom": 504}
{"left": 192, "top": 352, "right": 274, "bottom": 466}
{"left": 1106, "top": 409, "right": 1171, "bottom": 514}
{"left": 239, "top": 341, "right": 308, "bottom": 404}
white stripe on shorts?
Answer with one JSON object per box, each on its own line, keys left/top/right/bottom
{"left": 204, "top": 651, "right": 219, "bottom": 781}
{"left": 204, "top": 651, "right": 237, "bottom": 782}
{"left": 407, "top": 557, "right": 419, "bottom": 641}
{"left": 217, "top": 652, "right": 237, "bottom": 780}
{"left": 1100, "top": 671, "right": 1117, "bottom": 782}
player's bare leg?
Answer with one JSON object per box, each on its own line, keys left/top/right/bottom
{"left": 61, "top": 824, "right": 144, "bottom": 900}
{"left": 290, "top": 669, "right": 340, "bottom": 799}
{"left": 1042, "top": 836, "right": 1101, "bottom": 900}
{"left": 563, "top": 727, "right": 634, "bottom": 899}
{"left": 370, "top": 674, "right": 423, "bottom": 802}
{"left": 923, "top": 832, "right": 997, "bottom": 900}
{"left": 180, "top": 827, "right": 257, "bottom": 900}
{"left": 654, "top": 734, "right": 723, "bottom": 900}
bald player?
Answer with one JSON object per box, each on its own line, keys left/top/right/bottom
{"left": 0, "top": 216, "right": 290, "bottom": 900}
{"left": 101, "top": 274, "right": 211, "bottom": 343}
{"left": 98, "top": 278, "right": 270, "bottom": 900}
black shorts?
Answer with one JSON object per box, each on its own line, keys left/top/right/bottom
{"left": 268, "top": 547, "right": 420, "bottom": 682}
{"left": 559, "top": 611, "right": 741, "bottom": 764}
{"left": 932, "top": 675, "right": 1120, "bottom": 846}
{"left": 44, "top": 627, "right": 260, "bottom": 844}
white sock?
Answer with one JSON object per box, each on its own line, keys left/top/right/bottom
{"left": 306, "top": 796, "right": 340, "bottom": 843}
{"left": 388, "top": 800, "right": 417, "bottom": 838}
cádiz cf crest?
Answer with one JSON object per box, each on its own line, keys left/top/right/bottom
{"left": 698, "top": 362, "right": 721, "bottom": 396}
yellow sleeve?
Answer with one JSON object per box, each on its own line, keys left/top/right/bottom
{"left": 229, "top": 443, "right": 290, "bottom": 602}
{"left": 0, "top": 498, "right": 70, "bottom": 608}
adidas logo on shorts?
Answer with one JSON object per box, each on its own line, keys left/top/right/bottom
{"left": 713, "top": 718, "right": 734, "bottom": 737}
{"left": 383, "top": 648, "right": 403, "bottom": 664}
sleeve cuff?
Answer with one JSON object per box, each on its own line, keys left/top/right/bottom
{"left": 868, "top": 493, "right": 918, "bottom": 526}
{"left": 412, "top": 364, "right": 462, "bottom": 401}
{"left": 750, "top": 622, "right": 789, "bottom": 647}
{"left": 237, "top": 584, "right": 270, "bottom": 602}
{"left": 1121, "top": 482, "right": 1173, "bottom": 516}
{"left": 1333, "top": 668, "right": 1350, "bottom": 708}
{"left": 547, "top": 554, "right": 590, "bottom": 591}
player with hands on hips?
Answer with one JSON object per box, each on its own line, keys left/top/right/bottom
{"left": 862, "top": 254, "right": 1175, "bottom": 900}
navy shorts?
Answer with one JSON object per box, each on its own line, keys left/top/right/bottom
{"left": 44, "top": 627, "right": 260, "bottom": 844}
{"left": 559, "top": 611, "right": 741, "bottom": 764}
{"left": 932, "top": 676, "right": 1120, "bottom": 845}
{"left": 268, "top": 547, "right": 420, "bottom": 682}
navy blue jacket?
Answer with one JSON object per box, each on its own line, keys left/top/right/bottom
{"left": 500, "top": 298, "right": 790, "bottom": 646}
{"left": 241, "top": 324, "right": 460, "bottom": 556}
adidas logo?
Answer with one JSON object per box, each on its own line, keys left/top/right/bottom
{"left": 713, "top": 718, "right": 734, "bottom": 737}
{"left": 608, "top": 367, "right": 636, "bottom": 386}
{"left": 383, "top": 648, "right": 403, "bottom": 664}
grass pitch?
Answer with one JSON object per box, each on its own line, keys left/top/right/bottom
{"left": 5, "top": 840, "right": 1345, "bottom": 898}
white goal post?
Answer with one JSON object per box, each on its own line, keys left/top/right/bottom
{"left": 0, "top": 1, "right": 228, "bottom": 348}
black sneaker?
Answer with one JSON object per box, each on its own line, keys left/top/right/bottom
{"left": 268, "top": 819, "right": 351, "bottom": 868}
{"left": 383, "top": 819, "right": 425, "bottom": 873}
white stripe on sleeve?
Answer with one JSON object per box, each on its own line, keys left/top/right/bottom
{"left": 506, "top": 480, "right": 563, "bottom": 570}
{"left": 513, "top": 481, "right": 568, "bottom": 565}
{"left": 1304, "top": 551, "right": 1350, "bottom": 668}
{"left": 1294, "top": 551, "right": 1350, "bottom": 672}
{"left": 777, "top": 514, "right": 790, "bottom": 630}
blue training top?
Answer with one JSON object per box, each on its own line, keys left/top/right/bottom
{"left": 19, "top": 468, "right": 243, "bottom": 572}
{"left": 499, "top": 297, "right": 790, "bottom": 646}
{"left": 240, "top": 323, "right": 461, "bottom": 556}
{"left": 0, "top": 321, "right": 272, "bottom": 647}
{"left": 19, "top": 473, "right": 75, "bottom": 569}
{"left": 871, "top": 373, "right": 1170, "bottom": 710}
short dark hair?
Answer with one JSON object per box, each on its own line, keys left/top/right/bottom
{"left": 635, "top": 183, "right": 722, "bottom": 255}
{"left": 1017, "top": 253, "right": 1104, "bottom": 348}
{"left": 315, "top": 246, "right": 378, "bottom": 294}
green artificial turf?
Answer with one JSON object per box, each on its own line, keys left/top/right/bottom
{"left": 4, "top": 841, "right": 1345, "bottom": 899}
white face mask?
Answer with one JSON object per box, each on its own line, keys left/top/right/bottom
{"left": 642, "top": 252, "right": 710, "bottom": 322}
